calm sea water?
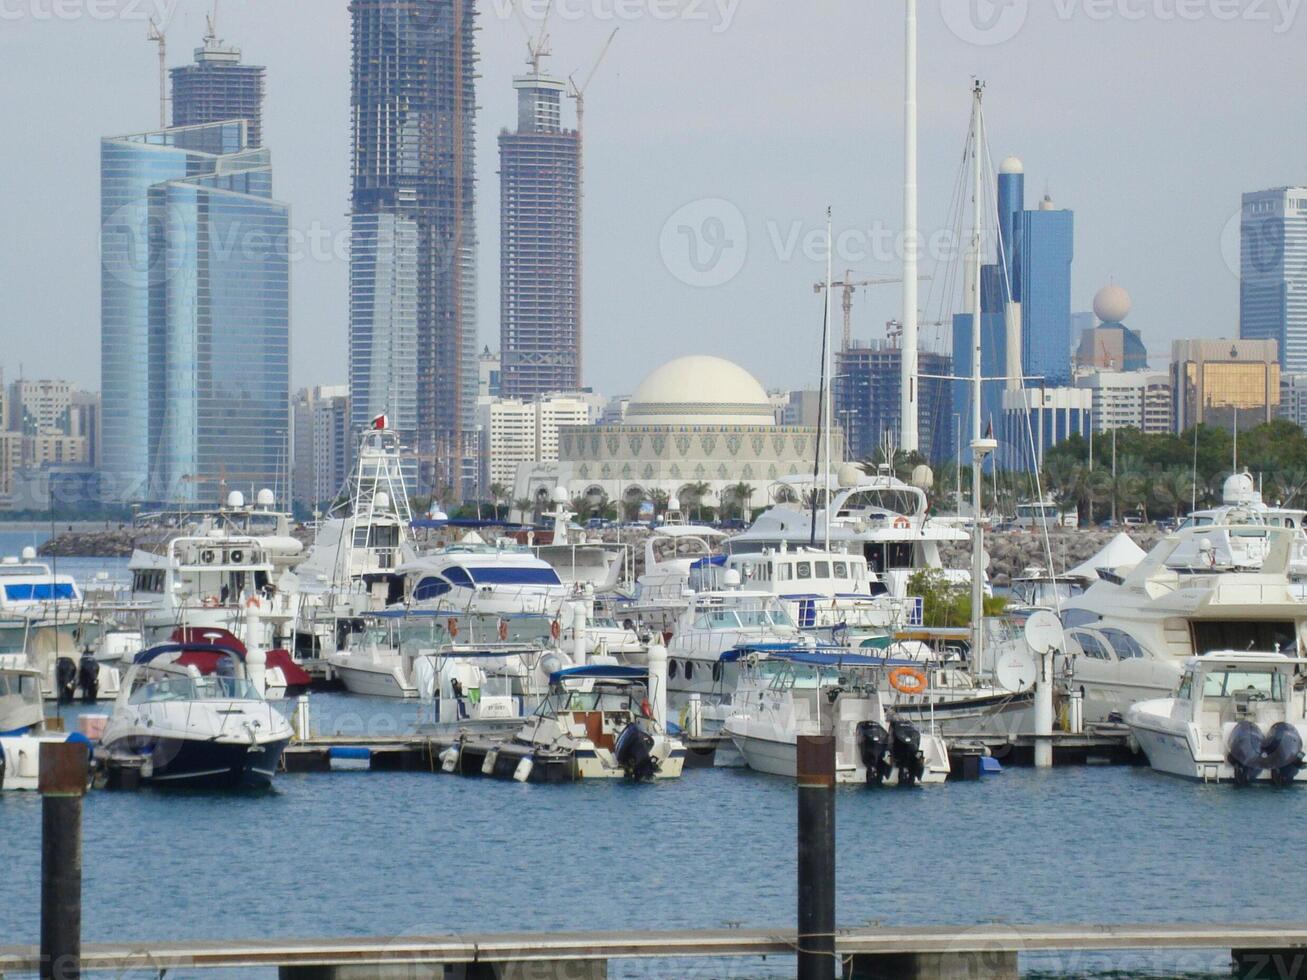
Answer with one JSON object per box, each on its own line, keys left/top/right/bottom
{"left": 0, "top": 529, "right": 1297, "bottom": 978}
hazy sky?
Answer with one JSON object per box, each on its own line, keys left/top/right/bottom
{"left": 1, "top": 0, "right": 1303, "bottom": 398}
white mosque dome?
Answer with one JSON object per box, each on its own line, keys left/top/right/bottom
{"left": 999, "top": 156, "right": 1024, "bottom": 175}
{"left": 626, "top": 355, "right": 775, "bottom": 427}
{"left": 1093, "top": 284, "right": 1133, "bottom": 324}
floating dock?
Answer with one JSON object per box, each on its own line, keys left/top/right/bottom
{"left": 2, "top": 922, "right": 1304, "bottom": 978}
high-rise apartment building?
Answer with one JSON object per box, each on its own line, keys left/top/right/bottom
{"left": 170, "top": 23, "right": 266, "bottom": 147}
{"left": 836, "top": 340, "right": 953, "bottom": 464}
{"left": 499, "top": 61, "right": 581, "bottom": 398}
{"left": 350, "top": 0, "right": 479, "bottom": 496}
{"left": 293, "top": 386, "right": 352, "bottom": 510}
{"left": 100, "top": 121, "right": 289, "bottom": 504}
{"left": 1075, "top": 370, "right": 1173, "bottom": 434}
{"left": 1240, "top": 187, "right": 1307, "bottom": 371}
{"left": 478, "top": 393, "right": 596, "bottom": 490}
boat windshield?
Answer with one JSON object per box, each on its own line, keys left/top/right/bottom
{"left": 556, "top": 684, "right": 637, "bottom": 714}
{"left": 1200, "top": 669, "right": 1286, "bottom": 701}
{"left": 130, "top": 675, "right": 261, "bottom": 703}
{"left": 693, "top": 603, "right": 792, "bottom": 630}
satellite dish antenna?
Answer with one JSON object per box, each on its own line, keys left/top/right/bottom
{"left": 994, "top": 647, "right": 1038, "bottom": 694}
{"left": 1023, "top": 610, "right": 1062, "bottom": 655}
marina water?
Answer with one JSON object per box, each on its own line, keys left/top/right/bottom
{"left": 0, "top": 530, "right": 1300, "bottom": 978}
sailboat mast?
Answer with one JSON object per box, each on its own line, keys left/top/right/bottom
{"left": 900, "top": 0, "right": 920, "bottom": 453}
{"left": 969, "top": 80, "right": 987, "bottom": 673}
{"left": 824, "top": 208, "right": 834, "bottom": 553}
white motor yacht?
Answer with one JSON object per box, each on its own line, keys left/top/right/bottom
{"left": 722, "top": 647, "right": 949, "bottom": 785}
{"left": 726, "top": 469, "right": 974, "bottom": 600}
{"left": 512, "top": 664, "right": 685, "bottom": 780}
{"left": 1060, "top": 524, "right": 1307, "bottom": 723}
{"left": 399, "top": 538, "right": 572, "bottom": 616}
{"left": 101, "top": 643, "right": 292, "bottom": 789}
{"left": 631, "top": 524, "right": 727, "bottom": 612}
{"left": 664, "top": 587, "right": 801, "bottom": 700}
{"left": 0, "top": 665, "right": 76, "bottom": 791}
{"left": 1126, "top": 652, "right": 1307, "bottom": 784}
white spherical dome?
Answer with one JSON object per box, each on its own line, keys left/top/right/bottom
{"left": 1093, "top": 284, "right": 1132, "bottom": 324}
{"left": 999, "top": 156, "right": 1024, "bottom": 175}
{"left": 627, "top": 355, "right": 774, "bottom": 426}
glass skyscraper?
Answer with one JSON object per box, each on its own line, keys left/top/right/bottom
{"left": 1240, "top": 187, "right": 1307, "bottom": 372}
{"left": 100, "top": 121, "right": 289, "bottom": 505}
{"left": 1014, "top": 200, "right": 1075, "bottom": 386}
{"left": 350, "top": 0, "right": 479, "bottom": 496}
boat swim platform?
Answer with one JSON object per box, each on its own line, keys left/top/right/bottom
{"left": 2, "top": 923, "right": 1305, "bottom": 978}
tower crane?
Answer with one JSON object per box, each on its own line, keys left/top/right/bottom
{"left": 814, "top": 272, "right": 930, "bottom": 352}
{"left": 147, "top": 18, "right": 167, "bottom": 128}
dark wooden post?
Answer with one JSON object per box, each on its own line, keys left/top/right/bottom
{"left": 40, "top": 741, "right": 87, "bottom": 980}
{"left": 797, "top": 734, "right": 836, "bottom": 980}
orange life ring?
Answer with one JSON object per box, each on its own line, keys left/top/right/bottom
{"left": 498, "top": 619, "right": 509, "bottom": 641}
{"left": 447, "top": 617, "right": 460, "bottom": 639}
{"left": 893, "top": 516, "right": 911, "bottom": 530}
{"left": 888, "top": 665, "right": 928, "bottom": 695}
{"left": 246, "top": 596, "right": 261, "bottom": 610}
{"left": 550, "top": 619, "right": 561, "bottom": 641}
{"left": 203, "top": 596, "right": 220, "bottom": 609}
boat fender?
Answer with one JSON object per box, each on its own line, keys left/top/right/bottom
{"left": 55, "top": 657, "right": 78, "bottom": 705}
{"left": 890, "top": 719, "right": 925, "bottom": 786}
{"left": 447, "top": 618, "right": 460, "bottom": 639}
{"left": 1227, "top": 720, "right": 1265, "bottom": 786}
{"left": 482, "top": 747, "right": 499, "bottom": 776}
{"left": 888, "top": 666, "right": 928, "bottom": 696}
{"left": 1260, "top": 722, "right": 1305, "bottom": 786}
{"left": 856, "top": 721, "right": 891, "bottom": 787}
{"left": 498, "top": 619, "right": 509, "bottom": 641}
{"left": 0, "top": 744, "right": 6, "bottom": 791}
{"left": 549, "top": 619, "right": 561, "bottom": 641}
{"left": 513, "top": 756, "right": 534, "bottom": 782}
{"left": 78, "top": 654, "right": 100, "bottom": 704}
{"left": 614, "top": 722, "right": 657, "bottom": 782}
{"left": 439, "top": 746, "right": 460, "bottom": 773}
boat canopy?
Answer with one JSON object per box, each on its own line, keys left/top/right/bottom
{"left": 132, "top": 642, "right": 245, "bottom": 665}
{"left": 549, "top": 664, "right": 648, "bottom": 684}
{"left": 722, "top": 644, "right": 922, "bottom": 669}
{"left": 1065, "top": 533, "right": 1147, "bottom": 581}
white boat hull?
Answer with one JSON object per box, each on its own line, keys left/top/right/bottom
{"left": 727, "top": 727, "right": 948, "bottom": 785}
{"left": 330, "top": 657, "right": 417, "bottom": 698}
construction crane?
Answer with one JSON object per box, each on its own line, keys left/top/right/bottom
{"left": 147, "top": 18, "right": 167, "bottom": 128}
{"left": 814, "top": 272, "right": 928, "bottom": 352}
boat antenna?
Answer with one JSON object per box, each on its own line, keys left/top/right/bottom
{"left": 823, "top": 207, "right": 834, "bottom": 555}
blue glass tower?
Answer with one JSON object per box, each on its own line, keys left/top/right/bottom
{"left": 1014, "top": 199, "right": 1074, "bottom": 386}
{"left": 1240, "top": 187, "right": 1307, "bottom": 372}
{"left": 951, "top": 311, "right": 1007, "bottom": 454}
{"left": 996, "top": 158, "right": 1025, "bottom": 294}
{"left": 101, "top": 121, "right": 289, "bottom": 505}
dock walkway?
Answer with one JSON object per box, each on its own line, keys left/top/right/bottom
{"left": 3, "top": 922, "right": 1305, "bottom": 978}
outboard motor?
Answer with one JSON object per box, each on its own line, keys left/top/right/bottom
{"left": 78, "top": 653, "right": 100, "bottom": 704}
{"left": 1227, "top": 720, "right": 1266, "bottom": 786}
{"left": 1260, "top": 722, "right": 1305, "bottom": 787}
{"left": 856, "top": 721, "right": 892, "bottom": 786}
{"left": 614, "top": 722, "right": 658, "bottom": 782}
{"left": 54, "top": 657, "right": 78, "bottom": 705}
{"left": 890, "top": 719, "right": 925, "bottom": 787}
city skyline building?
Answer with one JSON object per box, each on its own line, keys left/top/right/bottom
{"left": 350, "top": 0, "right": 480, "bottom": 497}
{"left": 169, "top": 21, "right": 266, "bottom": 148}
{"left": 498, "top": 57, "right": 581, "bottom": 399}
{"left": 1240, "top": 186, "right": 1307, "bottom": 372}
{"left": 836, "top": 339, "right": 953, "bottom": 465}
{"left": 100, "top": 120, "right": 290, "bottom": 505}
{"left": 1171, "top": 338, "right": 1280, "bottom": 433}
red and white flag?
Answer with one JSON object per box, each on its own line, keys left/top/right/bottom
{"left": 371, "top": 414, "right": 388, "bottom": 431}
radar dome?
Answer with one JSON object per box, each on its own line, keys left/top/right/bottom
{"left": 910, "top": 464, "right": 935, "bottom": 491}
{"left": 837, "top": 464, "right": 863, "bottom": 489}
{"left": 256, "top": 488, "right": 276, "bottom": 508}
{"left": 1093, "top": 284, "right": 1132, "bottom": 324}
{"left": 226, "top": 490, "right": 245, "bottom": 509}
{"left": 375, "top": 491, "right": 391, "bottom": 512}
{"left": 21, "top": 546, "right": 36, "bottom": 561}
{"left": 551, "top": 486, "right": 570, "bottom": 505}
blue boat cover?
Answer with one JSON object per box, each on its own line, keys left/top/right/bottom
{"left": 549, "top": 664, "right": 647, "bottom": 684}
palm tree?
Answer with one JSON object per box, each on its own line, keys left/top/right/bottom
{"left": 650, "top": 489, "right": 670, "bottom": 518}
{"left": 489, "top": 483, "right": 508, "bottom": 519}
{"left": 513, "top": 497, "right": 534, "bottom": 523}
{"left": 727, "top": 482, "right": 754, "bottom": 520}
{"left": 682, "top": 481, "right": 712, "bottom": 521}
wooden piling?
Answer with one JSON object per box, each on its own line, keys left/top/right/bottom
{"left": 797, "top": 734, "right": 836, "bottom": 980}
{"left": 39, "top": 741, "right": 88, "bottom": 980}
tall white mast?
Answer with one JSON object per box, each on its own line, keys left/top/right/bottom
{"left": 969, "top": 81, "right": 992, "bottom": 674}
{"left": 900, "top": 0, "right": 920, "bottom": 453}
{"left": 823, "top": 208, "right": 834, "bottom": 553}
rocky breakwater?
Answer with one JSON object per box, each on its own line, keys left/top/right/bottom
{"left": 941, "top": 527, "right": 1163, "bottom": 588}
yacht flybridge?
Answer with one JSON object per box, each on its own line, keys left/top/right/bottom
{"left": 726, "top": 469, "right": 973, "bottom": 599}
{"left": 1060, "top": 524, "right": 1307, "bottom": 723}
{"left": 1126, "top": 652, "right": 1307, "bottom": 784}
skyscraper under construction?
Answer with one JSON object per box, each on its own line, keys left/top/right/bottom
{"left": 170, "top": 20, "right": 266, "bottom": 148}
{"left": 349, "top": 0, "right": 479, "bottom": 496}
{"left": 499, "top": 58, "right": 581, "bottom": 398}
